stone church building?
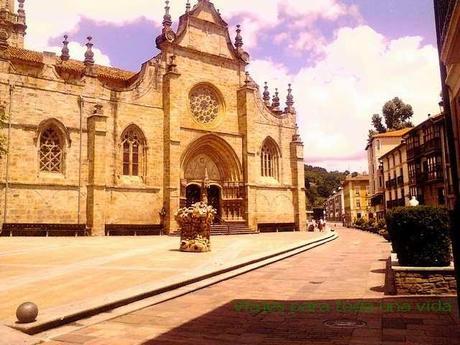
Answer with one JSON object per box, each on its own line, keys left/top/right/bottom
{"left": 0, "top": 0, "right": 307, "bottom": 235}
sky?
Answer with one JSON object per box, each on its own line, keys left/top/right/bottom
{"left": 22, "top": 0, "right": 442, "bottom": 173}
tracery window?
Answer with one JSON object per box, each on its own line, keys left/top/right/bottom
{"left": 261, "top": 139, "right": 279, "bottom": 179}
{"left": 121, "top": 126, "right": 146, "bottom": 177}
{"left": 39, "top": 127, "right": 64, "bottom": 173}
{"left": 189, "top": 85, "right": 220, "bottom": 124}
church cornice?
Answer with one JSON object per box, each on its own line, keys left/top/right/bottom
{"left": 161, "top": 42, "right": 245, "bottom": 68}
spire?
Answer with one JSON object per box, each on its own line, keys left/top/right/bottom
{"left": 272, "top": 88, "right": 280, "bottom": 110}
{"left": 235, "top": 24, "right": 243, "bottom": 48}
{"left": 156, "top": 0, "right": 176, "bottom": 48}
{"left": 18, "top": 0, "right": 25, "bottom": 17}
{"left": 292, "top": 124, "right": 302, "bottom": 143}
{"left": 60, "top": 34, "right": 70, "bottom": 61}
{"left": 263, "top": 82, "right": 270, "bottom": 105}
{"left": 285, "top": 83, "right": 295, "bottom": 113}
{"left": 163, "top": 0, "right": 172, "bottom": 28}
{"left": 84, "top": 36, "right": 94, "bottom": 66}
{"left": 186, "top": 0, "right": 191, "bottom": 13}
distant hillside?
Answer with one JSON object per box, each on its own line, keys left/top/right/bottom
{"left": 304, "top": 165, "right": 348, "bottom": 208}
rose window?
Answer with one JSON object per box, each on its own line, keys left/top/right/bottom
{"left": 189, "top": 86, "right": 220, "bottom": 124}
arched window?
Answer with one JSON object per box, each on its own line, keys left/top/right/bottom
{"left": 261, "top": 138, "right": 279, "bottom": 179}
{"left": 39, "top": 127, "right": 64, "bottom": 173}
{"left": 121, "top": 126, "right": 146, "bottom": 177}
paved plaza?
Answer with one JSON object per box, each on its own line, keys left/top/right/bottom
{"left": 0, "top": 232, "right": 328, "bottom": 327}
{"left": 27, "top": 227, "right": 458, "bottom": 345}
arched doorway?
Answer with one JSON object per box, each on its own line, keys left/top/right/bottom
{"left": 185, "top": 184, "right": 201, "bottom": 207}
{"left": 180, "top": 134, "right": 245, "bottom": 222}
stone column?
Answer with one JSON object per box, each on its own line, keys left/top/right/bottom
{"left": 162, "top": 55, "right": 181, "bottom": 234}
{"left": 290, "top": 130, "right": 307, "bottom": 231}
{"left": 87, "top": 104, "right": 107, "bottom": 236}
{"left": 237, "top": 81, "right": 258, "bottom": 230}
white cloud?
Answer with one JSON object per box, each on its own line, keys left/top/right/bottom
{"left": 23, "top": 0, "right": 360, "bottom": 53}
{"left": 47, "top": 41, "right": 111, "bottom": 66}
{"left": 249, "top": 25, "right": 441, "bottom": 171}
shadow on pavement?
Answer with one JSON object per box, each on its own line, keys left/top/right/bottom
{"left": 140, "top": 297, "right": 460, "bottom": 345}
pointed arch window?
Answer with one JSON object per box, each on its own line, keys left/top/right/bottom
{"left": 121, "top": 126, "right": 146, "bottom": 177}
{"left": 261, "top": 139, "right": 279, "bottom": 179}
{"left": 39, "top": 127, "right": 64, "bottom": 173}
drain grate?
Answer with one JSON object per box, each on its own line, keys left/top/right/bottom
{"left": 323, "top": 319, "right": 367, "bottom": 328}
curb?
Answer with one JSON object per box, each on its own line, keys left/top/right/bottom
{"left": 8, "top": 232, "right": 338, "bottom": 336}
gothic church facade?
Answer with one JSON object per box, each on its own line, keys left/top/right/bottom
{"left": 0, "top": 0, "right": 307, "bottom": 235}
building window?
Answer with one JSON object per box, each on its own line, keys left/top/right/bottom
{"left": 39, "top": 127, "right": 64, "bottom": 173}
{"left": 356, "top": 200, "right": 361, "bottom": 208}
{"left": 189, "top": 85, "right": 221, "bottom": 124}
{"left": 355, "top": 188, "right": 360, "bottom": 196}
{"left": 261, "top": 138, "right": 279, "bottom": 179}
{"left": 121, "top": 126, "right": 146, "bottom": 177}
{"left": 426, "top": 155, "right": 443, "bottom": 180}
{"left": 376, "top": 140, "right": 380, "bottom": 150}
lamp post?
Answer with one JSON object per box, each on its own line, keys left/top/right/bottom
{"left": 409, "top": 196, "right": 419, "bottom": 207}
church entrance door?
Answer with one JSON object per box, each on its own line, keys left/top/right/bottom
{"left": 207, "top": 185, "right": 222, "bottom": 221}
{"left": 185, "top": 184, "right": 201, "bottom": 207}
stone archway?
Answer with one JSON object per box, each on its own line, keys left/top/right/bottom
{"left": 180, "top": 135, "right": 245, "bottom": 221}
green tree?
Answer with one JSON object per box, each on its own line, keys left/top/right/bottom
{"left": 371, "top": 114, "right": 386, "bottom": 133}
{"left": 370, "top": 97, "right": 414, "bottom": 134}
{"left": 382, "top": 97, "right": 413, "bottom": 130}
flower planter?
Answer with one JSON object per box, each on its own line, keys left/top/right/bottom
{"left": 175, "top": 202, "right": 215, "bottom": 253}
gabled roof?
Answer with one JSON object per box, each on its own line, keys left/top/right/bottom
{"left": 5, "top": 46, "right": 137, "bottom": 83}
{"left": 188, "top": 0, "right": 228, "bottom": 27}
{"left": 371, "top": 128, "right": 412, "bottom": 139}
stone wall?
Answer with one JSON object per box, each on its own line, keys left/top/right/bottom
{"left": 0, "top": 0, "right": 307, "bottom": 235}
{"left": 393, "top": 269, "right": 457, "bottom": 295}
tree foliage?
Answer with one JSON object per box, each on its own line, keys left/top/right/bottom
{"left": 304, "top": 165, "right": 347, "bottom": 208}
{"left": 371, "top": 97, "right": 414, "bottom": 134}
{"left": 371, "top": 114, "right": 386, "bottom": 133}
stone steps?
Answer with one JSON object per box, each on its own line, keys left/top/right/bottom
{"left": 211, "top": 223, "right": 256, "bottom": 235}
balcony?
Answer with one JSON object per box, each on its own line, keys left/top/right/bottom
{"left": 386, "top": 198, "right": 405, "bottom": 209}
{"left": 423, "top": 137, "right": 442, "bottom": 155}
{"left": 407, "top": 146, "right": 421, "bottom": 161}
{"left": 426, "top": 165, "right": 444, "bottom": 183}
{"left": 371, "top": 194, "right": 384, "bottom": 206}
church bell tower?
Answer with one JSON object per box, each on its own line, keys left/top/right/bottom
{"left": 0, "top": 0, "right": 27, "bottom": 49}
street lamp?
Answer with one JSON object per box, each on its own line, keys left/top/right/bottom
{"left": 409, "top": 196, "right": 419, "bottom": 207}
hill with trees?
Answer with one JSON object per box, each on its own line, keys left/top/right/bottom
{"left": 304, "top": 165, "right": 349, "bottom": 208}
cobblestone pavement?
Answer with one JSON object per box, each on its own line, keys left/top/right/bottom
{"left": 41, "top": 227, "right": 460, "bottom": 345}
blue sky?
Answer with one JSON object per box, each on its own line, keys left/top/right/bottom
{"left": 24, "top": 0, "right": 441, "bottom": 172}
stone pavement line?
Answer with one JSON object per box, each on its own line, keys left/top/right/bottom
{"left": 6, "top": 232, "right": 337, "bottom": 335}
{"left": 38, "top": 227, "right": 459, "bottom": 345}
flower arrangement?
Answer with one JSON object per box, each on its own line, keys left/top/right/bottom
{"left": 175, "top": 202, "right": 216, "bottom": 252}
